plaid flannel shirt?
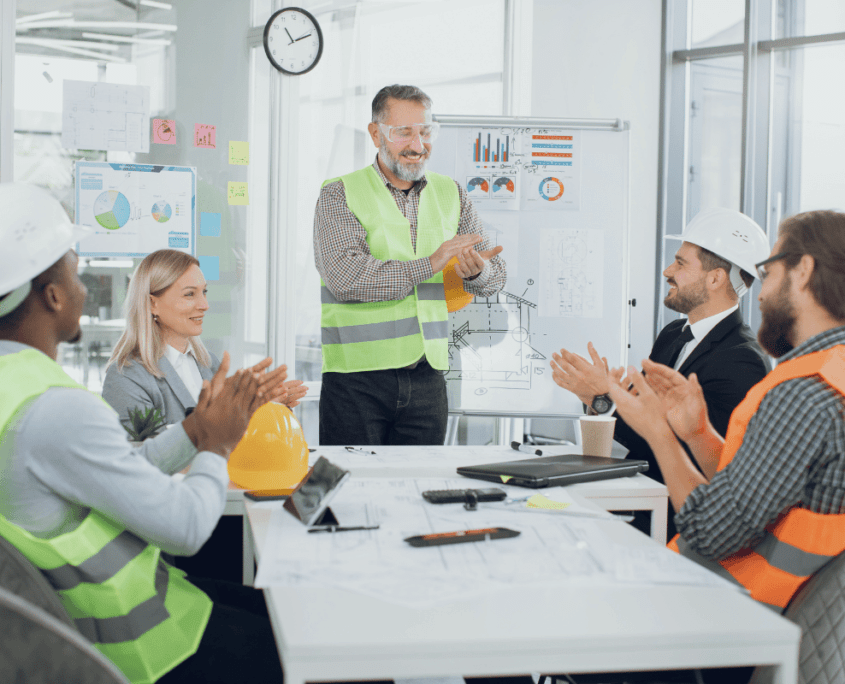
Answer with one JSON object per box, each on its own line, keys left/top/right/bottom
{"left": 676, "top": 325, "right": 845, "bottom": 560}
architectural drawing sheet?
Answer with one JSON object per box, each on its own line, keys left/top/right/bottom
{"left": 253, "top": 477, "right": 735, "bottom": 608}
{"left": 74, "top": 161, "right": 196, "bottom": 257}
{"left": 429, "top": 121, "right": 630, "bottom": 416}
{"left": 62, "top": 80, "right": 150, "bottom": 153}
{"left": 539, "top": 228, "right": 604, "bottom": 318}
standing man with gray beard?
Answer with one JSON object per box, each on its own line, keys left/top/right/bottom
{"left": 314, "top": 84, "right": 506, "bottom": 446}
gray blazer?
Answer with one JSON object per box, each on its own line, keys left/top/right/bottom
{"left": 102, "top": 353, "right": 220, "bottom": 433}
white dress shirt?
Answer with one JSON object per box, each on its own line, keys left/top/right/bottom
{"left": 674, "top": 304, "right": 738, "bottom": 369}
{"left": 164, "top": 343, "right": 205, "bottom": 401}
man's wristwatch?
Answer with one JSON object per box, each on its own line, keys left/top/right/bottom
{"left": 590, "top": 393, "right": 613, "bottom": 415}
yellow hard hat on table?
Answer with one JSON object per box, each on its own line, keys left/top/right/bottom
{"left": 228, "top": 401, "right": 309, "bottom": 490}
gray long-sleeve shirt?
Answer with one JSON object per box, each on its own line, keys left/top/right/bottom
{"left": 0, "top": 341, "right": 228, "bottom": 556}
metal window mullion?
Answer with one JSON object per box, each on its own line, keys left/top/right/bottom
{"left": 655, "top": 0, "right": 690, "bottom": 337}
{"left": 0, "top": 0, "right": 15, "bottom": 182}
{"left": 738, "top": 0, "right": 773, "bottom": 325}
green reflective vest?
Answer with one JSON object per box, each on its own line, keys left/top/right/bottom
{"left": 0, "top": 349, "right": 212, "bottom": 684}
{"left": 320, "top": 165, "right": 460, "bottom": 372}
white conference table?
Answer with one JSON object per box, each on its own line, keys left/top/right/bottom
{"left": 247, "top": 485, "right": 800, "bottom": 684}
{"left": 225, "top": 445, "right": 670, "bottom": 585}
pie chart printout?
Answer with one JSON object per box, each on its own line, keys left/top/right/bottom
{"left": 151, "top": 201, "right": 172, "bottom": 223}
{"left": 93, "top": 190, "right": 131, "bottom": 230}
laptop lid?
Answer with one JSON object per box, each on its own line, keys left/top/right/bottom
{"left": 456, "top": 454, "right": 649, "bottom": 489}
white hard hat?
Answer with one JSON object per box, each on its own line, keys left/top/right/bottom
{"left": 666, "top": 208, "right": 770, "bottom": 297}
{"left": 0, "top": 183, "right": 92, "bottom": 317}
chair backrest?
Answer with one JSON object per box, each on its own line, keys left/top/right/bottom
{"left": 0, "top": 533, "right": 74, "bottom": 628}
{"left": 0, "top": 586, "right": 129, "bottom": 684}
{"left": 783, "top": 550, "right": 845, "bottom": 684}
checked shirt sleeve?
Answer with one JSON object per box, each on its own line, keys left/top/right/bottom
{"left": 313, "top": 180, "right": 433, "bottom": 303}
{"left": 455, "top": 182, "right": 507, "bottom": 298}
{"left": 675, "top": 376, "right": 843, "bottom": 560}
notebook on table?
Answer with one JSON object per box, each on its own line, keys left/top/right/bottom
{"left": 456, "top": 454, "right": 649, "bottom": 489}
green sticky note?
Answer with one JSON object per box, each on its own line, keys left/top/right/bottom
{"left": 500, "top": 475, "right": 512, "bottom": 483}
{"left": 227, "top": 181, "right": 249, "bottom": 205}
{"left": 229, "top": 141, "right": 249, "bottom": 165}
{"left": 526, "top": 494, "right": 571, "bottom": 511}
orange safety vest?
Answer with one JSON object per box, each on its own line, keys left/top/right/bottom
{"left": 669, "top": 345, "right": 845, "bottom": 611}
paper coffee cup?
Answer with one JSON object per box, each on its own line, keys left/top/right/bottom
{"left": 579, "top": 415, "right": 617, "bottom": 458}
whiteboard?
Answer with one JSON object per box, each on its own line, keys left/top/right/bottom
{"left": 430, "top": 116, "right": 631, "bottom": 418}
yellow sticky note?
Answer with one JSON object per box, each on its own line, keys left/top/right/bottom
{"left": 228, "top": 181, "right": 249, "bottom": 205}
{"left": 500, "top": 475, "right": 512, "bottom": 483}
{"left": 526, "top": 494, "right": 571, "bottom": 511}
{"left": 229, "top": 141, "right": 249, "bottom": 165}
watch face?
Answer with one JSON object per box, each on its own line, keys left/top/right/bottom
{"left": 592, "top": 395, "right": 612, "bottom": 414}
{"left": 263, "top": 7, "right": 324, "bottom": 75}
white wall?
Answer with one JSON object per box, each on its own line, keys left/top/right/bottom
{"left": 526, "top": 0, "right": 662, "bottom": 440}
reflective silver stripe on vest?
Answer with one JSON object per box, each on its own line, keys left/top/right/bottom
{"left": 416, "top": 283, "right": 445, "bottom": 301}
{"left": 675, "top": 535, "right": 745, "bottom": 587}
{"left": 755, "top": 531, "right": 833, "bottom": 577}
{"left": 74, "top": 562, "right": 171, "bottom": 645}
{"left": 320, "top": 287, "right": 363, "bottom": 305}
{"left": 422, "top": 320, "right": 448, "bottom": 340}
{"left": 42, "top": 530, "right": 148, "bottom": 591}
{"left": 322, "top": 316, "right": 420, "bottom": 345}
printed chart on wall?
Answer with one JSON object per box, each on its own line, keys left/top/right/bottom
{"left": 430, "top": 119, "right": 630, "bottom": 417}
{"left": 74, "top": 162, "right": 196, "bottom": 257}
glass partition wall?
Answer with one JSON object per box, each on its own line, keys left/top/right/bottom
{"left": 658, "top": 0, "right": 845, "bottom": 335}
{"left": 13, "top": 0, "right": 268, "bottom": 392}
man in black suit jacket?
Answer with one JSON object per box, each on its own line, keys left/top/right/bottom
{"left": 551, "top": 209, "right": 771, "bottom": 536}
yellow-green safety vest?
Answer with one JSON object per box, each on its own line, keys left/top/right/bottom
{"left": 0, "top": 349, "right": 212, "bottom": 684}
{"left": 320, "top": 165, "right": 460, "bottom": 373}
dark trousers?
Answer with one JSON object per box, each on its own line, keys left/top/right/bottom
{"left": 320, "top": 360, "right": 448, "bottom": 446}
{"left": 157, "top": 576, "right": 283, "bottom": 683}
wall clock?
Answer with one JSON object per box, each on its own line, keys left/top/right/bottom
{"left": 263, "top": 7, "right": 324, "bottom": 75}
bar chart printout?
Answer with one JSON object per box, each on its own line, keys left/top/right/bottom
{"left": 473, "top": 132, "right": 510, "bottom": 163}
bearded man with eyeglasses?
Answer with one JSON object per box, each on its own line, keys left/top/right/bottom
{"left": 313, "top": 84, "right": 506, "bottom": 446}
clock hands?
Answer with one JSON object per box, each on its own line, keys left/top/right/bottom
{"left": 284, "top": 27, "right": 295, "bottom": 45}
{"left": 294, "top": 32, "right": 312, "bottom": 42}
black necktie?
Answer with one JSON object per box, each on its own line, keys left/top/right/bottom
{"left": 665, "top": 325, "right": 694, "bottom": 368}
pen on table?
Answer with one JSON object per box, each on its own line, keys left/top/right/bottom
{"left": 344, "top": 446, "right": 376, "bottom": 455}
{"left": 308, "top": 525, "right": 381, "bottom": 533}
{"left": 511, "top": 441, "right": 542, "bottom": 456}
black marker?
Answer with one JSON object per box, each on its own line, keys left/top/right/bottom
{"left": 511, "top": 441, "right": 542, "bottom": 456}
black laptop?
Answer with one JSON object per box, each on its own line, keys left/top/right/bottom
{"left": 456, "top": 454, "right": 649, "bottom": 489}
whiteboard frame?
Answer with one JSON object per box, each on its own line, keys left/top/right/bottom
{"left": 433, "top": 114, "right": 632, "bottom": 419}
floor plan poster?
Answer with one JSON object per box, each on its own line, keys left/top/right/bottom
{"left": 62, "top": 80, "right": 150, "bottom": 153}
{"left": 538, "top": 228, "right": 604, "bottom": 318}
{"left": 522, "top": 131, "right": 581, "bottom": 210}
{"left": 74, "top": 162, "right": 196, "bottom": 257}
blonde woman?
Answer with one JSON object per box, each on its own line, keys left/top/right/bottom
{"left": 103, "top": 249, "right": 306, "bottom": 434}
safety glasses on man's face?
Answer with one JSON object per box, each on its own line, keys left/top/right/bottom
{"left": 755, "top": 252, "right": 792, "bottom": 281}
{"left": 378, "top": 122, "right": 440, "bottom": 144}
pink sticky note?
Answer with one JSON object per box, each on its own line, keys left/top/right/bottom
{"left": 153, "top": 119, "right": 176, "bottom": 145}
{"left": 194, "top": 124, "right": 216, "bottom": 149}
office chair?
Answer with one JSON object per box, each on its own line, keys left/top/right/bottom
{"left": 0, "top": 586, "right": 130, "bottom": 684}
{"left": 778, "top": 550, "right": 845, "bottom": 684}
{"left": 0, "top": 533, "right": 74, "bottom": 628}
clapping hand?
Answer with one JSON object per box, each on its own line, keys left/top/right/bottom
{"left": 640, "top": 359, "right": 710, "bottom": 444}
{"left": 248, "top": 357, "right": 291, "bottom": 406}
{"left": 279, "top": 379, "right": 308, "bottom": 408}
{"left": 607, "top": 363, "right": 674, "bottom": 445}
{"left": 550, "top": 342, "right": 611, "bottom": 406}
{"left": 187, "top": 352, "right": 265, "bottom": 458}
